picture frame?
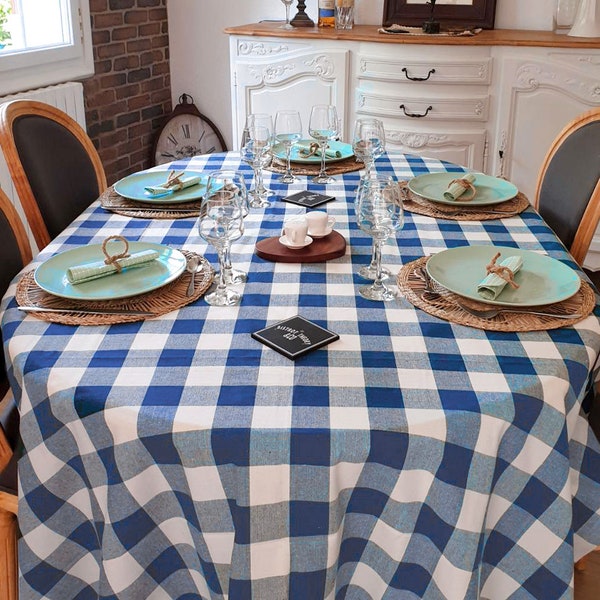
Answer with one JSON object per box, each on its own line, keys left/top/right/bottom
{"left": 382, "top": 0, "right": 497, "bottom": 30}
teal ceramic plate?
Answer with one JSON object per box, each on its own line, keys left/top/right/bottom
{"left": 408, "top": 172, "right": 518, "bottom": 206}
{"left": 35, "top": 242, "right": 187, "bottom": 301}
{"left": 113, "top": 170, "right": 208, "bottom": 204}
{"left": 426, "top": 245, "right": 581, "bottom": 306}
{"left": 273, "top": 140, "right": 354, "bottom": 164}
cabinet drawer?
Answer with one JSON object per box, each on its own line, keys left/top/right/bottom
{"left": 359, "top": 56, "right": 492, "bottom": 85}
{"left": 357, "top": 90, "right": 489, "bottom": 122}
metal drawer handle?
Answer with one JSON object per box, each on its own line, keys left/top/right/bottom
{"left": 399, "top": 104, "right": 433, "bottom": 118}
{"left": 402, "top": 67, "right": 436, "bottom": 82}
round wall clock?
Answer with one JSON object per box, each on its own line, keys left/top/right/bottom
{"left": 152, "top": 93, "right": 227, "bottom": 166}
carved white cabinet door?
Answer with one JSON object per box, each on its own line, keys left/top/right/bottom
{"left": 229, "top": 37, "right": 349, "bottom": 149}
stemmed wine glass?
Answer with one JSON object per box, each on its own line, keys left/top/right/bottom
{"left": 352, "top": 118, "right": 386, "bottom": 176}
{"left": 199, "top": 170, "right": 246, "bottom": 306}
{"left": 355, "top": 175, "right": 404, "bottom": 301}
{"left": 274, "top": 110, "right": 302, "bottom": 184}
{"left": 241, "top": 122, "right": 273, "bottom": 208}
{"left": 308, "top": 104, "right": 339, "bottom": 184}
{"left": 279, "top": 0, "right": 294, "bottom": 29}
{"left": 222, "top": 177, "right": 250, "bottom": 285}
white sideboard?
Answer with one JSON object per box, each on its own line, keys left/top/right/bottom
{"left": 227, "top": 24, "right": 600, "bottom": 268}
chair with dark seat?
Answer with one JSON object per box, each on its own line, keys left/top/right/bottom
{"left": 534, "top": 107, "right": 600, "bottom": 266}
{"left": 0, "top": 186, "right": 32, "bottom": 600}
{"left": 0, "top": 99, "right": 107, "bottom": 251}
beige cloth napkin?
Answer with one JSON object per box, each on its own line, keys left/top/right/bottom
{"left": 144, "top": 175, "right": 202, "bottom": 196}
{"left": 444, "top": 173, "right": 476, "bottom": 201}
{"left": 477, "top": 255, "right": 523, "bottom": 300}
{"left": 297, "top": 142, "right": 342, "bottom": 159}
{"left": 67, "top": 249, "right": 160, "bottom": 285}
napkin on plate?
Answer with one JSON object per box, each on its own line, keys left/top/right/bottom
{"left": 66, "top": 249, "right": 160, "bottom": 285}
{"left": 443, "top": 173, "right": 476, "bottom": 201}
{"left": 144, "top": 175, "right": 202, "bottom": 196}
{"left": 297, "top": 142, "right": 342, "bottom": 159}
{"left": 477, "top": 254, "right": 523, "bottom": 300}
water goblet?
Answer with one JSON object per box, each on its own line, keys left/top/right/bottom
{"left": 355, "top": 176, "right": 404, "bottom": 301}
{"left": 274, "top": 110, "right": 302, "bottom": 184}
{"left": 279, "top": 0, "right": 294, "bottom": 29}
{"left": 222, "top": 175, "right": 250, "bottom": 285}
{"left": 308, "top": 104, "right": 340, "bottom": 184}
{"left": 241, "top": 123, "right": 273, "bottom": 208}
{"left": 352, "top": 118, "right": 386, "bottom": 176}
{"left": 241, "top": 113, "right": 275, "bottom": 200}
{"left": 199, "top": 170, "right": 246, "bottom": 306}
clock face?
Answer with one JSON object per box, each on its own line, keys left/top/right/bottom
{"left": 154, "top": 113, "right": 225, "bottom": 165}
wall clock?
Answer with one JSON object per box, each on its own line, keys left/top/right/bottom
{"left": 152, "top": 93, "right": 227, "bottom": 166}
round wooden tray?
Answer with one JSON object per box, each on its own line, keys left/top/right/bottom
{"left": 255, "top": 230, "right": 347, "bottom": 263}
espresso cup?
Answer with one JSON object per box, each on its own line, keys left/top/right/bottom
{"left": 283, "top": 218, "right": 309, "bottom": 246}
{"left": 305, "top": 211, "right": 335, "bottom": 236}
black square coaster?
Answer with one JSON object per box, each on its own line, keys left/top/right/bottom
{"left": 252, "top": 315, "right": 339, "bottom": 360}
{"left": 281, "top": 190, "right": 335, "bottom": 208}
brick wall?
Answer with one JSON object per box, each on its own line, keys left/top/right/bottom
{"left": 83, "top": 0, "right": 171, "bottom": 185}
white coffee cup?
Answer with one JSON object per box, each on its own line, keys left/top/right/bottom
{"left": 283, "top": 217, "right": 309, "bottom": 246}
{"left": 305, "top": 211, "right": 335, "bottom": 236}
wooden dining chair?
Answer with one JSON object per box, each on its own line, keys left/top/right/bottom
{"left": 534, "top": 107, "right": 600, "bottom": 267}
{"left": 0, "top": 185, "right": 32, "bottom": 600}
{"left": 0, "top": 99, "right": 107, "bottom": 251}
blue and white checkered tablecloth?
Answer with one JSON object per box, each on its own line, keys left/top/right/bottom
{"left": 3, "top": 152, "right": 600, "bottom": 599}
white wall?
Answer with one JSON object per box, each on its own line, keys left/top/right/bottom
{"left": 167, "top": 1, "right": 556, "bottom": 149}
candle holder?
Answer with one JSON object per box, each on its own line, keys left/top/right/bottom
{"left": 291, "top": 0, "right": 315, "bottom": 27}
{"left": 422, "top": 0, "right": 440, "bottom": 34}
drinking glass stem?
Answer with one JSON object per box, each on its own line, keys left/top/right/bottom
{"left": 215, "top": 246, "right": 229, "bottom": 299}
{"left": 285, "top": 144, "right": 293, "bottom": 178}
{"left": 318, "top": 140, "right": 328, "bottom": 180}
{"left": 285, "top": 3, "right": 291, "bottom": 24}
{"left": 223, "top": 243, "right": 233, "bottom": 275}
{"left": 371, "top": 240, "right": 386, "bottom": 291}
{"left": 253, "top": 164, "right": 264, "bottom": 195}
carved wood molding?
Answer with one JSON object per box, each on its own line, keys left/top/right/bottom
{"left": 247, "top": 55, "right": 335, "bottom": 85}
{"left": 514, "top": 64, "right": 600, "bottom": 102}
{"left": 238, "top": 41, "right": 290, "bottom": 56}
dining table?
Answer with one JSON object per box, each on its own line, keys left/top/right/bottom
{"left": 2, "top": 149, "right": 600, "bottom": 600}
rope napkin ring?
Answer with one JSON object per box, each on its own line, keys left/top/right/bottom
{"left": 485, "top": 252, "right": 520, "bottom": 289}
{"left": 444, "top": 174, "right": 477, "bottom": 201}
{"left": 102, "top": 235, "right": 131, "bottom": 273}
{"left": 299, "top": 142, "right": 320, "bottom": 158}
{"left": 163, "top": 170, "right": 185, "bottom": 189}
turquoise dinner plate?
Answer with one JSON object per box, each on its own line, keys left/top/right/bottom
{"left": 113, "top": 170, "right": 208, "bottom": 204}
{"left": 408, "top": 172, "right": 519, "bottom": 206}
{"left": 34, "top": 242, "right": 187, "bottom": 301}
{"left": 426, "top": 245, "right": 581, "bottom": 307}
{"left": 273, "top": 140, "right": 353, "bottom": 164}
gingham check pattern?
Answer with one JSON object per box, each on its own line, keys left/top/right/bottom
{"left": 3, "top": 152, "right": 600, "bottom": 600}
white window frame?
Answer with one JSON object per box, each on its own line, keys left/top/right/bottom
{"left": 0, "top": 0, "right": 93, "bottom": 96}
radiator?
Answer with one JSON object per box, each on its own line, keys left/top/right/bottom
{"left": 0, "top": 81, "right": 86, "bottom": 252}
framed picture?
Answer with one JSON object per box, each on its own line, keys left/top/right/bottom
{"left": 382, "top": 0, "right": 497, "bottom": 30}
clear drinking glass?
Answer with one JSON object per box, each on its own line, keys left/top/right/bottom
{"left": 274, "top": 110, "right": 302, "bottom": 184}
{"left": 241, "top": 123, "right": 273, "bottom": 208}
{"left": 240, "top": 113, "right": 274, "bottom": 204}
{"left": 308, "top": 104, "right": 340, "bottom": 184}
{"left": 355, "top": 176, "right": 404, "bottom": 301}
{"left": 279, "top": 0, "right": 294, "bottom": 29}
{"left": 222, "top": 177, "right": 250, "bottom": 285}
{"left": 352, "top": 118, "right": 386, "bottom": 176}
{"left": 199, "top": 170, "right": 246, "bottom": 306}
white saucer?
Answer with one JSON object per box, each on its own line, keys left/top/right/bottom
{"left": 279, "top": 235, "right": 313, "bottom": 249}
{"left": 308, "top": 226, "right": 333, "bottom": 239}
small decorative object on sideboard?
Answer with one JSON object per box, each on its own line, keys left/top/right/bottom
{"left": 568, "top": 0, "right": 600, "bottom": 37}
{"left": 318, "top": 0, "right": 335, "bottom": 27}
{"left": 555, "top": 0, "right": 581, "bottom": 33}
{"left": 422, "top": 0, "right": 440, "bottom": 34}
{"left": 290, "top": 0, "right": 315, "bottom": 27}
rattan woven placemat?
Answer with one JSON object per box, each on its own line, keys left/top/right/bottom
{"left": 16, "top": 251, "right": 214, "bottom": 325}
{"left": 266, "top": 156, "right": 363, "bottom": 176}
{"left": 99, "top": 187, "right": 201, "bottom": 219}
{"left": 397, "top": 256, "right": 595, "bottom": 332}
{"left": 400, "top": 181, "right": 530, "bottom": 221}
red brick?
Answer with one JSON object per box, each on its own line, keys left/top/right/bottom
{"left": 124, "top": 10, "right": 148, "bottom": 25}
{"left": 94, "top": 13, "right": 123, "bottom": 28}
{"left": 112, "top": 26, "right": 137, "bottom": 41}
{"left": 97, "top": 43, "right": 126, "bottom": 59}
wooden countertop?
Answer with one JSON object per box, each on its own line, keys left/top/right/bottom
{"left": 224, "top": 22, "right": 600, "bottom": 49}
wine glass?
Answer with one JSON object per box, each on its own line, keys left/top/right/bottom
{"left": 352, "top": 118, "right": 386, "bottom": 176}
{"left": 274, "top": 110, "right": 302, "bottom": 184}
{"left": 308, "top": 104, "right": 340, "bottom": 184}
{"left": 279, "top": 0, "right": 294, "bottom": 29}
{"left": 222, "top": 177, "right": 250, "bottom": 285}
{"left": 241, "top": 123, "right": 273, "bottom": 208}
{"left": 199, "top": 170, "right": 246, "bottom": 306}
{"left": 355, "top": 176, "right": 403, "bottom": 301}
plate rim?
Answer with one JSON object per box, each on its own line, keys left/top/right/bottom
{"left": 408, "top": 172, "right": 518, "bottom": 206}
{"left": 34, "top": 241, "right": 187, "bottom": 301}
{"left": 273, "top": 139, "right": 354, "bottom": 164}
{"left": 113, "top": 170, "right": 208, "bottom": 204}
{"left": 425, "top": 245, "right": 581, "bottom": 307}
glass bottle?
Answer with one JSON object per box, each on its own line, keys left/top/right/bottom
{"left": 318, "top": 0, "right": 335, "bottom": 27}
{"left": 556, "top": 0, "right": 581, "bottom": 31}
